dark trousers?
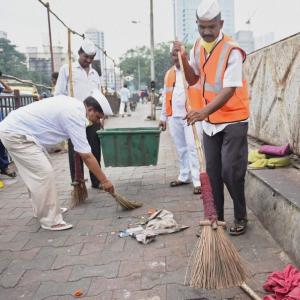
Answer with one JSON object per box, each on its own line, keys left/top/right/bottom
{"left": 0, "top": 140, "right": 9, "bottom": 172}
{"left": 68, "top": 122, "right": 101, "bottom": 187}
{"left": 203, "top": 122, "right": 248, "bottom": 221}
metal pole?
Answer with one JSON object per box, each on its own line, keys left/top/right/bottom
{"left": 149, "top": 0, "right": 156, "bottom": 120}
{"left": 113, "top": 62, "right": 117, "bottom": 94}
{"left": 137, "top": 55, "right": 141, "bottom": 91}
{"left": 46, "top": 2, "right": 55, "bottom": 75}
{"left": 173, "top": 0, "right": 177, "bottom": 39}
{"left": 150, "top": 0, "right": 155, "bottom": 81}
{"left": 104, "top": 52, "right": 108, "bottom": 93}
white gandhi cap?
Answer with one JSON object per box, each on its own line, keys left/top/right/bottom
{"left": 90, "top": 89, "right": 113, "bottom": 116}
{"left": 197, "top": 0, "right": 221, "bottom": 21}
{"left": 80, "top": 38, "right": 96, "bottom": 56}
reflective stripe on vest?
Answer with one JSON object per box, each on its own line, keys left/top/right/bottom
{"left": 165, "top": 87, "right": 174, "bottom": 93}
{"left": 195, "top": 38, "right": 229, "bottom": 93}
{"left": 203, "top": 43, "right": 231, "bottom": 93}
{"left": 195, "top": 35, "right": 249, "bottom": 124}
{"left": 164, "top": 68, "right": 176, "bottom": 116}
{"left": 164, "top": 67, "right": 203, "bottom": 116}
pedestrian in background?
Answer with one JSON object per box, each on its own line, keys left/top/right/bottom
{"left": 0, "top": 71, "right": 16, "bottom": 179}
{"left": 119, "top": 84, "right": 131, "bottom": 117}
{"left": 51, "top": 72, "right": 59, "bottom": 95}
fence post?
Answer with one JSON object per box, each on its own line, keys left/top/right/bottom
{"left": 14, "top": 90, "right": 21, "bottom": 109}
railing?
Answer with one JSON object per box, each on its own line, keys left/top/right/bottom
{"left": 0, "top": 90, "right": 36, "bottom": 121}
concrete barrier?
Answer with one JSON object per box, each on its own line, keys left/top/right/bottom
{"left": 245, "top": 33, "right": 300, "bottom": 155}
{"left": 246, "top": 167, "right": 300, "bottom": 264}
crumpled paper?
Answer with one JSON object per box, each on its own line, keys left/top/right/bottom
{"left": 120, "top": 209, "right": 189, "bottom": 244}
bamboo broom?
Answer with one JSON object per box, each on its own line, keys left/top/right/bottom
{"left": 176, "top": 49, "right": 261, "bottom": 300}
{"left": 68, "top": 29, "right": 88, "bottom": 207}
{"left": 66, "top": 31, "right": 141, "bottom": 210}
{"left": 111, "top": 192, "right": 143, "bottom": 210}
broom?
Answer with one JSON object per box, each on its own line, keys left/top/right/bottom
{"left": 110, "top": 192, "right": 143, "bottom": 210}
{"left": 68, "top": 29, "right": 88, "bottom": 208}
{"left": 176, "top": 50, "right": 261, "bottom": 299}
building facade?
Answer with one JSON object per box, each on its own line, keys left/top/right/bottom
{"left": 235, "top": 30, "right": 255, "bottom": 54}
{"left": 255, "top": 32, "right": 275, "bottom": 50}
{"left": 26, "top": 44, "right": 70, "bottom": 78}
{"left": 174, "top": 0, "right": 235, "bottom": 45}
{"left": 102, "top": 67, "right": 122, "bottom": 93}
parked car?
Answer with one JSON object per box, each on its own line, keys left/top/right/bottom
{"left": 3, "top": 78, "right": 39, "bottom": 100}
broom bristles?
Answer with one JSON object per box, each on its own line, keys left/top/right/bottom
{"left": 71, "top": 152, "right": 88, "bottom": 208}
{"left": 112, "top": 192, "right": 143, "bottom": 210}
{"left": 71, "top": 181, "right": 88, "bottom": 208}
{"left": 185, "top": 171, "right": 250, "bottom": 289}
{"left": 185, "top": 225, "right": 250, "bottom": 289}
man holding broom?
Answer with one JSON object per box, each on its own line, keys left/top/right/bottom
{"left": 0, "top": 90, "right": 114, "bottom": 231}
{"left": 159, "top": 46, "right": 203, "bottom": 195}
{"left": 174, "top": 0, "right": 249, "bottom": 235}
{"left": 55, "top": 39, "right": 103, "bottom": 190}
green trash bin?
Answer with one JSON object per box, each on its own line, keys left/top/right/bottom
{"left": 97, "top": 127, "right": 161, "bottom": 167}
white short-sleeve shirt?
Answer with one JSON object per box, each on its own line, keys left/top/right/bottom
{"left": 54, "top": 61, "right": 101, "bottom": 102}
{"left": 119, "top": 87, "right": 131, "bottom": 103}
{"left": 0, "top": 95, "right": 91, "bottom": 153}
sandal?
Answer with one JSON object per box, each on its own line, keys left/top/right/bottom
{"left": 229, "top": 219, "right": 248, "bottom": 236}
{"left": 41, "top": 222, "right": 73, "bottom": 231}
{"left": 170, "top": 180, "right": 190, "bottom": 187}
{"left": 193, "top": 186, "right": 201, "bottom": 194}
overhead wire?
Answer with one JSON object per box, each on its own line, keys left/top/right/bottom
{"left": 37, "top": 0, "right": 115, "bottom": 63}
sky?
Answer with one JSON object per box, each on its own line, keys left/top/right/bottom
{"left": 1, "top": 0, "right": 299, "bottom": 66}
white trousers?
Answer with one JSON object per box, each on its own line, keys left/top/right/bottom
{"left": 168, "top": 117, "right": 203, "bottom": 187}
{"left": 0, "top": 133, "right": 64, "bottom": 227}
{"left": 119, "top": 101, "right": 131, "bottom": 115}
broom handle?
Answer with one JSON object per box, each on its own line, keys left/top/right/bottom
{"left": 68, "top": 29, "right": 82, "bottom": 182}
{"left": 67, "top": 28, "right": 74, "bottom": 97}
{"left": 240, "top": 282, "right": 262, "bottom": 300}
{"left": 177, "top": 51, "right": 206, "bottom": 173}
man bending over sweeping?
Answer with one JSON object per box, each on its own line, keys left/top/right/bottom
{"left": 173, "top": 0, "right": 250, "bottom": 235}
{"left": 0, "top": 89, "right": 114, "bottom": 231}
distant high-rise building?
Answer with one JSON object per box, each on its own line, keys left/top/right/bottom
{"left": 174, "top": 0, "right": 235, "bottom": 45}
{"left": 235, "top": 30, "right": 255, "bottom": 54}
{"left": 26, "top": 44, "right": 70, "bottom": 78}
{"left": 255, "top": 32, "right": 275, "bottom": 50}
{"left": 0, "top": 31, "right": 7, "bottom": 39}
{"left": 218, "top": 0, "right": 235, "bottom": 37}
{"left": 102, "top": 67, "right": 122, "bottom": 92}
{"left": 85, "top": 29, "right": 105, "bottom": 75}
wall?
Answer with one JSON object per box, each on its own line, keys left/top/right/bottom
{"left": 245, "top": 33, "right": 300, "bottom": 155}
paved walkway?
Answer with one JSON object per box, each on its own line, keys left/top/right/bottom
{"left": 0, "top": 103, "right": 292, "bottom": 300}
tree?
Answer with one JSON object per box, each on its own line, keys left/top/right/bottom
{"left": 119, "top": 42, "right": 172, "bottom": 91}
{"left": 0, "top": 38, "right": 28, "bottom": 78}
{"left": 0, "top": 38, "right": 50, "bottom": 86}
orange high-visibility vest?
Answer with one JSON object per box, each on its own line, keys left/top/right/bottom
{"left": 164, "top": 67, "right": 203, "bottom": 116}
{"left": 194, "top": 35, "right": 249, "bottom": 124}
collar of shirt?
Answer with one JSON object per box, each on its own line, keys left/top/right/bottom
{"left": 74, "top": 61, "right": 96, "bottom": 76}
{"left": 174, "top": 66, "right": 180, "bottom": 73}
{"left": 203, "top": 32, "right": 223, "bottom": 59}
